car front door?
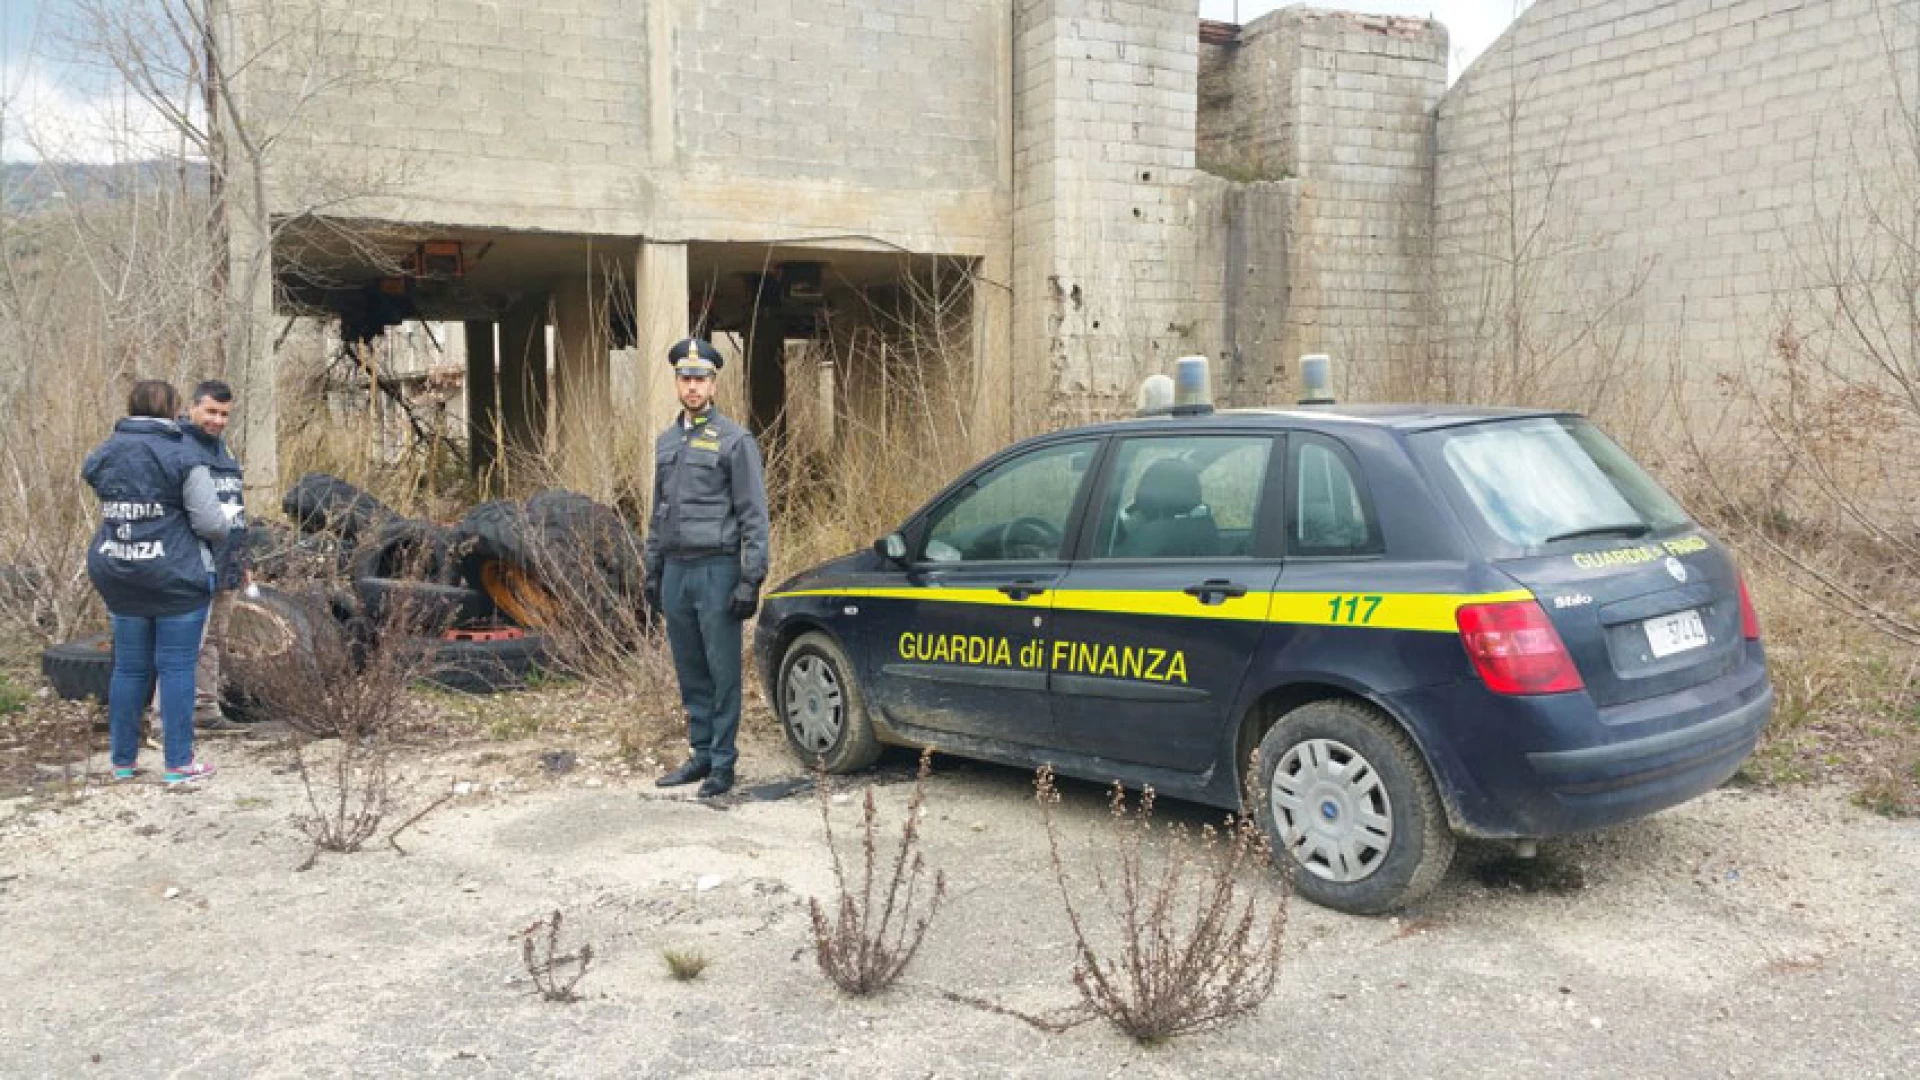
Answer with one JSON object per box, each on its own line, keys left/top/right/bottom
{"left": 861, "top": 437, "right": 1101, "bottom": 750}
{"left": 1048, "top": 433, "right": 1282, "bottom": 773}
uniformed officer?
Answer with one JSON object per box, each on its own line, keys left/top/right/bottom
{"left": 180, "top": 380, "right": 249, "bottom": 730}
{"left": 644, "top": 337, "right": 770, "bottom": 798}
{"left": 83, "top": 379, "right": 231, "bottom": 785}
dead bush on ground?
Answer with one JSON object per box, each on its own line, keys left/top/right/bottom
{"left": 1033, "top": 765, "right": 1288, "bottom": 1044}
{"left": 808, "top": 748, "right": 948, "bottom": 997}
{"left": 516, "top": 909, "right": 594, "bottom": 1003}
{"left": 662, "top": 947, "right": 709, "bottom": 982}
{"left": 230, "top": 590, "right": 446, "bottom": 868}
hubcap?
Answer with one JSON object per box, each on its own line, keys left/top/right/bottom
{"left": 783, "top": 654, "right": 843, "bottom": 754}
{"left": 1270, "top": 738, "right": 1393, "bottom": 883}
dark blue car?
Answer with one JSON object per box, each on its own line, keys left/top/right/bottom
{"left": 754, "top": 404, "right": 1774, "bottom": 914}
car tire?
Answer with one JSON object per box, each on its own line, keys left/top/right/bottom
{"left": 777, "top": 631, "right": 881, "bottom": 773}
{"left": 351, "top": 577, "right": 496, "bottom": 632}
{"left": 222, "top": 587, "right": 348, "bottom": 733}
{"left": 1256, "top": 698, "right": 1456, "bottom": 915}
{"left": 280, "top": 472, "right": 395, "bottom": 543}
{"left": 40, "top": 634, "right": 115, "bottom": 704}
{"left": 348, "top": 518, "right": 459, "bottom": 583}
{"left": 410, "top": 632, "right": 552, "bottom": 694}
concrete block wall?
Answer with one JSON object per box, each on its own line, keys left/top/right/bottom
{"left": 1269, "top": 10, "right": 1448, "bottom": 400}
{"left": 1185, "top": 176, "right": 1302, "bottom": 407}
{"left": 1012, "top": 0, "right": 1206, "bottom": 429}
{"left": 678, "top": 0, "right": 998, "bottom": 188}
{"left": 241, "top": 0, "right": 654, "bottom": 234}
{"left": 247, "top": 0, "right": 1004, "bottom": 251}
{"left": 1432, "top": 0, "right": 1909, "bottom": 421}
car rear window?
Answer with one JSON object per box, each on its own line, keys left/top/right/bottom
{"left": 1412, "top": 417, "right": 1691, "bottom": 554}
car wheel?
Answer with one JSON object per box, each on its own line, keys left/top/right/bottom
{"left": 40, "top": 634, "right": 115, "bottom": 706}
{"left": 1256, "top": 698, "right": 1456, "bottom": 915}
{"left": 778, "top": 631, "right": 880, "bottom": 773}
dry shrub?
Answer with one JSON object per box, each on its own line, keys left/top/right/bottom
{"left": 0, "top": 169, "right": 223, "bottom": 646}
{"left": 517, "top": 909, "right": 594, "bottom": 1003}
{"left": 662, "top": 947, "right": 709, "bottom": 982}
{"left": 275, "top": 323, "right": 473, "bottom": 521}
{"left": 764, "top": 260, "right": 987, "bottom": 579}
{"left": 808, "top": 748, "right": 948, "bottom": 996}
{"left": 474, "top": 498, "right": 683, "bottom": 741}
{"left": 1034, "top": 766, "right": 1288, "bottom": 1044}
{"left": 229, "top": 591, "right": 443, "bottom": 867}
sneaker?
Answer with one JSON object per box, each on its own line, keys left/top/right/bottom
{"left": 163, "top": 761, "right": 215, "bottom": 787}
{"left": 111, "top": 766, "right": 138, "bottom": 782}
{"left": 197, "top": 714, "right": 246, "bottom": 733}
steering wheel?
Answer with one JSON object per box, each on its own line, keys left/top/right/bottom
{"left": 1003, "top": 516, "right": 1064, "bottom": 560}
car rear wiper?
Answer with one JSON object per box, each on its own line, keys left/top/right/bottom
{"left": 1546, "top": 522, "right": 1651, "bottom": 543}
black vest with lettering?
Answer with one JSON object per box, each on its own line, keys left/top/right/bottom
{"left": 82, "top": 418, "right": 212, "bottom": 618}
{"left": 183, "top": 421, "right": 246, "bottom": 591}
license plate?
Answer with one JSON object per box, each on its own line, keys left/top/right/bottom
{"left": 1645, "top": 609, "right": 1708, "bottom": 658}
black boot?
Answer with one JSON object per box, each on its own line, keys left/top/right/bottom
{"left": 656, "top": 758, "right": 711, "bottom": 787}
{"left": 697, "top": 770, "right": 734, "bottom": 798}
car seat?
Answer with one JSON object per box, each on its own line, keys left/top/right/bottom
{"left": 1115, "top": 458, "right": 1218, "bottom": 557}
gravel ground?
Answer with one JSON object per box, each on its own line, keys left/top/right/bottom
{"left": 1, "top": 722, "right": 1916, "bottom": 1079}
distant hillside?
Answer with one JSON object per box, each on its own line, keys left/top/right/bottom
{"left": 1, "top": 159, "right": 210, "bottom": 211}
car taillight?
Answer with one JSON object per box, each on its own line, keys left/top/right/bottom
{"left": 1738, "top": 575, "right": 1761, "bottom": 640}
{"left": 1456, "top": 600, "right": 1585, "bottom": 695}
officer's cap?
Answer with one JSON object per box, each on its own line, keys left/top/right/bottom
{"left": 668, "top": 337, "right": 723, "bottom": 378}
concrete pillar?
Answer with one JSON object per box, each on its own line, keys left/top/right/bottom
{"left": 969, "top": 248, "right": 1013, "bottom": 457}
{"left": 746, "top": 323, "right": 786, "bottom": 439}
{"left": 498, "top": 295, "right": 549, "bottom": 483}
{"left": 464, "top": 320, "right": 498, "bottom": 485}
{"left": 633, "top": 241, "right": 690, "bottom": 502}
{"left": 551, "top": 270, "right": 611, "bottom": 493}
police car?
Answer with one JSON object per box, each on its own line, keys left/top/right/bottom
{"left": 753, "top": 362, "right": 1774, "bottom": 914}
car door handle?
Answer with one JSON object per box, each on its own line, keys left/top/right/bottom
{"left": 1183, "top": 579, "right": 1248, "bottom": 605}
{"left": 999, "top": 580, "right": 1046, "bottom": 601}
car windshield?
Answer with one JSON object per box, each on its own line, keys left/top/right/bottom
{"left": 1413, "top": 417, "right": 1691, "bottom": 553}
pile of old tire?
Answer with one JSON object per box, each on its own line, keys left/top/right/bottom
{"left": 37, "top": 586, "right": 339, "bottom": 732}
{"left": 346, "top": 516, "right": 497, "bottom": 634}
{"left": 452, "top": 490, "right": 648, "bottom": 635}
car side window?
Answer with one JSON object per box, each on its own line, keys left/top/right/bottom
{"left": 1090, "top": 435, "right": 1271, "bottom": 559}
{"left": 922, "top": 439, "right": 1097, "bottom": 563}
{"left": 1288, "top": 434, "right": 1382, "bottom": 557}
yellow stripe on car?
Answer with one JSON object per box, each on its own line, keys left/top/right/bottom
{"left": 767, "top": 586, "right": 1535, "bottom": 633}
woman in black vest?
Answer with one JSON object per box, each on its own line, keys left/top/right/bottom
{"left": 83, "top": 380, "right": 230, "bottom": 785}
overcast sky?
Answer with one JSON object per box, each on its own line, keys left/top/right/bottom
{"left": 3, "top": 1, "right": 1528, "bottom": 162}
{"left": 1198, "top": 1, "right": 1527, "bottom": 74}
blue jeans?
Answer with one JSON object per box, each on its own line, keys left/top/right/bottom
{"left": 109, "top": 605, "right": 210, "bottom": 770}
{"left": 662, "top": 555, "right": 743, "bottom": 774}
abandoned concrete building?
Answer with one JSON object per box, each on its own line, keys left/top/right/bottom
{"left": 227, "top": 0, "right": 1915, "bottom": 495}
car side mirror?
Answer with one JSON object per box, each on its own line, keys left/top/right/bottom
{"left": 876, "top": 532, "right": 909, "bottom": 564}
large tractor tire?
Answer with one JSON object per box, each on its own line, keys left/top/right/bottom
{"left": 281, "top": 473, "right": 396, "bottom": 551}
{"left": 454, "top": 493, "right": 647, "bottom": 632}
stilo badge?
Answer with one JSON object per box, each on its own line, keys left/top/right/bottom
{"left": 1665, "top": 556, "right": 1688, "bottom": 584}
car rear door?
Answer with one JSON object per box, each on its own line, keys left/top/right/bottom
{"left": 1048, "top": 433, "right": 1282, "bottom": 771}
